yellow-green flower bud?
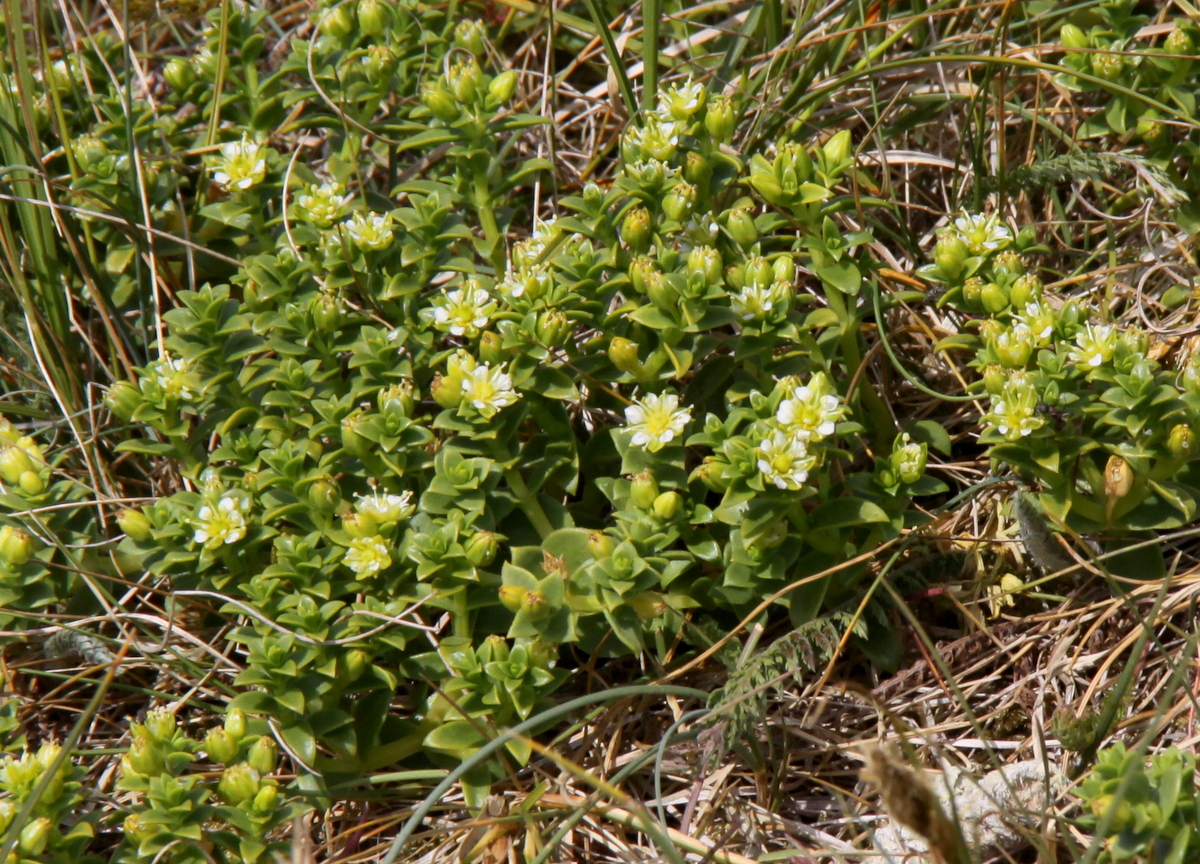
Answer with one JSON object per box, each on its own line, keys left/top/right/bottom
{"left": 982, "top": 364, "right": 1006, "bottom": 394}
{"left": 962, "top": 276, "right": 985, "bottom": 309}
{"left": 312, "top": 293, "right": 345, "bottom": 332}
{"left": 1165, "top": 26, "right": 1194, "bottom": 56}
{"left": 773, "top": 254, "right": 796, "bottom": 285}
{"left": 643, "top": 270, "right": 677, "bottom": 311}
{"left": 1104, "top": 454, "right": 1134, "bottom": 501}
{"left": 464, "top": 530, "right": 499, "bottom": 567}
{"left": 18, "top": 470, "right": 44, "bottom": 495}
{"left": 1136, "top": 113, "right": 1169, "bottom": 149}
{"left": 219, "top": 762, "right": 261, "bottom": 805}
{"left": 0, "top": 525, "right": 33, "bottom": 566}
{"left": 225, "top": 706, "right": 247, "bottom": 742}
{"left": 479, "top": 331, "right": 508, "bottom": 365}
{"left": 745, "top": 254, "right": 772, "bottom": 289}
{"left": 205, "top": 728, "right": 239, "bottom": 765}
{"left": 822, "top": 129, "right": 853, "bottom": 167}
{"left": 73, "top": 134, "right": 109, "bottom": 173}
{"left": 652, "top": 490, "right": 681, "bottom": 520}
{"left": 587, "top": 531, "right": 616, "bottom": 559}
{"left": 521, "top": 588, "right": 551, "bottom": 620}
{"left": 629, "top": 257, "right": 657, "bottom": 295}
{"left": 163, "top": 57, "right": 195, "bottom": 92}
{"left": 1169, "top": 424, "right": 1197, "bottom": 459}
{"left": 106, "top": 381, "right": 142, "bottom": 422}
{"left": 421, "top": 84, "right": 459, "bottom": 123}
{"left": 430, "top": 372, "right": 465, "bottom": 410}
{"left": 934, "top": 232, "right": 969, "bottom": 280}
{"left": 981, "top": 282, "right": 1009, "bottom": 314}
{"left": 123, "top": 813, "right": 153, "bottom": 844}
{"left": 704, "top": 95, "right": 735, "bottom": 142}
{"left": 1091, "top": 51, "right": 1124, "bottom": 81}
{"left": 0, "top": 446, "right": 33, "bottom": 485}
{"left": 251, "top": 781, "right": 279, "bottom": 814}
{"left": 340, "top": 413, "right": 370, "bottom": 457}
{"left": 1060, "top": 23, "right": 1088, "bottom": 49}
{"left": 125, "top": 737, "right": 164, "bottom": 777}
{"left": 992, "top": 250, "right": 1025, "bottom": 283}
{"left": 621, "top": 206, "right": 652, "bottom": 252}
{"left": 662, "top": 182, "right": 697, "bottom": 222}
{"left": 342, "top": 648, "right": 368, "bottom": 681}
{"left": 682, "top": 151, "right": 711, "bottom": 189}
{"left": 356, "top": 0, "right": 388, "bottom": 34}
{"left": 1009, "top": 273, "right": 1042, "bottom": 307}
{"left": 448, "top": 58, "right": 485, "bottom": 103}
{"left": 322, "top": 3, "right": 356, "bottom": 38}
{"left": 342, "top": 510, "right": 377, "bottom": 539}
{"left": 453, "top": 18, "right": 487, "bottom": 56}
{"left": 692, "top": 456, "right": 730, "bottom": 492}
{"left": 535, "top": 309, "right": 572, "bottom": 348}
{"left": 498, "top": 584, "right": 528, "bottom": 613}
{"left": 688, "top": 246, "right": 722, "bottom": 286}
{"left": 725, "top": 204, "right": 757, "bottom": 248}
{"left": 307, "top": 479, "right": 341, "bottom": 515}
{"left": 608, "top": 337, "right": 644, "bottom": 376}
{"left": 378, "top": 380, "right": 415, "bottom": 417}
{"left": 629, "top": 592, "right": 667, "bottom": 620}
{"left": 18, "top": 817, "right": 51, "bottom": 856}
{"left": 629, "top": 470, "right": 659, "bottom": 509}
{"left": 246, "top": 735, "right": 277, "bottom": 776}
{"left": 488, "top": 71, "right": 518, "bottom": 105}
{"left": 117, "top": 509, "right": 153, "bottom": 543}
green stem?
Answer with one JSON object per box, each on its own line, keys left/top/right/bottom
{"left": 641, "top": 0, "right": 658, "bottom": 114}
{"left": 824, "top": 285, "right": 894, "bottom": 448}
{"left": 503, "top": 468, "right": 554, "bottom": 540}
{"left": 472, "top": 173, "right": 505, "bottom": 273}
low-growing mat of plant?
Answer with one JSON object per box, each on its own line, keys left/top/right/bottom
{"left": 1, "top": 0, "right": 1199, "bottom": 860}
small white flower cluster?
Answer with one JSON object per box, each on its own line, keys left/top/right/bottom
{"left": 421, "top": 279, "right": 497, "bottom": 338}
{"left": 355, "top": 490, "right": 415, "bottom": 524}
{"left": 731, "top": 280, "right": 791, "bottom": 323}
{"left": 295, "top": 181, "right": 351, "bottom": 228}
{"left": 193, "top": 494, "right": 250, "bottom": 549}
{"left": 1067, "top": 323, "right": 1117, "bottom": 371}
{"left": 949, "top": 212, "right": 1013, "bottom": 255}
{"left": 753, "top": 372, "right": 848, "bottom": 490}
{"left": 461, "top": 361, "right": 519, "bottom": 418}
{"left": 623, "top": 392, "right": 692, "bottom": 452}
{"left": 343, "top": 210, "right": 394, "bottom": 252}
{"left": 147, "top": 353, "right": 202, "bottom": 403}
{"left": 345, "top": 536, "right": 391, "bottom": 576}
{"left": 210, "top": 135, "right": 268, "bottom": 191}
{"left": 985, "top": 377, "right": 1045, "bottom": 441}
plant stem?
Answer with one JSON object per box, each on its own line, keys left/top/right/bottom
{"left": 503, "top": 468, "right": 554, "bottom": 540}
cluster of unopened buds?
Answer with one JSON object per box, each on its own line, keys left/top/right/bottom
{"left": 0, "top": 419, "right": 48, "bottom": 496}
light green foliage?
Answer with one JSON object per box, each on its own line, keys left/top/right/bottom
{"left": 924, "top": 213, "right": 1200, "bottom": 544}
{"left": 0, "top": 742, "right": 94, "bottom": 864}
{"left": 92, "top": 15, "right": 948, "bottom": 795}
{"left": 117, "top": 710, "right": 307, "bottom": 864}
{"left": 1078, "top": 743, "right": 1200, "bottom": 864}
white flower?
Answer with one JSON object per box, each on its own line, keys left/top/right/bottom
{"left": 755, "top": 430, "right": 816, "bottom": 490}
{"left": 148, "top": 354, "right": 202, "bottom": 403}
{"left": 344, "top": 211, "right": 394, "bottom": 252}
{"left": 1068, "top": 323, "right": 1117, "bottom": 371}
{"left": 658, "top": 78, "right": 705, "bottom": 122}
{"left": 355, "top": 490, "right": 415, "bottom": 524}
{"left": 893, "top": 433, "right": 927, "bottom": 484}
{"left": 498, "top": 264, "right": 551, "bottom": 305}
{"left": 952, "top": 212, "right": 1012, "bottom": 255}
{"left": 422, "top": 280, "right": 497, "bottom": 337}
{"left": 344, "top": 536, "right": 391, "bottom": 576}
{"left": 295, "top": 181, "right": 351, "bottom": 227}
{"left": 775, "top": 372, "right": 847, "bottom": 442}
{"left": 461, "top": 362, "right": 519, "bottom": 418}
{"left": 985, "top": 380, "right": 1045, "bottom": 441}
{"left": 624, "top": 392, "right": 692, "bottom": 452}
{"left": 730, "top": 282, "right": 775, "bottom": 321}
{"left": 193, "top": 495, "right": 248, "bottom": 548}
{"left": 623, "top": 115, "right": 681, "bottom": 162}
{"left": 511, "top": 219, "right": 556, "bottom": 270}
{"left": 211, "top": 135, "right": 267, "bottom": 190}
{"left": 1016, "top": 301, "right": 1056, "bottom": 347}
